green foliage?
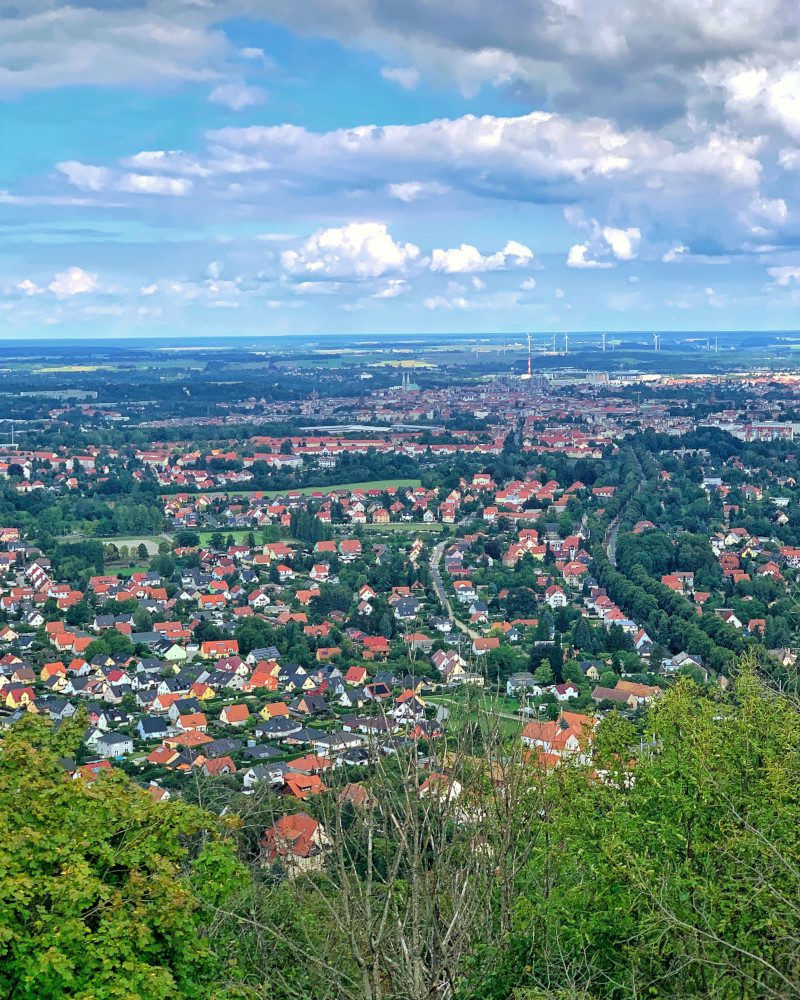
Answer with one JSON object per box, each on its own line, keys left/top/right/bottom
{"left": 0, "top": 716, "right": 245, "bottom": 1000}
{"left": 470, "top": 666, "right": 800, "bottom": 1000}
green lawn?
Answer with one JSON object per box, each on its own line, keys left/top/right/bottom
{"left": 221, "top": 478, "right": 422, "bottom": 499}
{"left": 113, "top": 564, "right": 151, "bottom": 578}
{"left": 427, "top": 691, "right": 524, "bottom": 741}
{"left": 359, "top": 521, "right": 444, "bottom": 532}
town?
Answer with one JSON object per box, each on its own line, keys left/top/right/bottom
{"left": 3, "top": 345, "right": 800, "bottom": 804}
{"left": 4, "top": 341, "right": 800, "bottom": 999}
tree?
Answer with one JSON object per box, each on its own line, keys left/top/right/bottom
{"left": 84, "top": 631, "right": 135, "bottom": 661}
{"left": 0, "top": 715, "right": 244, "bottom": 1000}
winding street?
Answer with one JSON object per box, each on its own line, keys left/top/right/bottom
{"left": 429, "top": 537, "right": 483, "bottom": 642}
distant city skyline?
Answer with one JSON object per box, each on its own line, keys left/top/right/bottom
{"left": 4, "top": 2, "right": 800, "bottom": 337}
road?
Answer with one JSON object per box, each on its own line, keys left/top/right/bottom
{"left": 605, "top": 455, "right": 648, "bottom": 567}
{"left": 429, "top": 536, "right": 483, "bottom": 642}
{"left": 605, "top": 516, "right": 622, "bottom": 567}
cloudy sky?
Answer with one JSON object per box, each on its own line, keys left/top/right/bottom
{"left": 4, "top": 0, "right": 800, "bottom": 337}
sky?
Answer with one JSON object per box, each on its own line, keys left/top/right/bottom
{"left": 4, "top": 2, "right": 800, "bottom": 338}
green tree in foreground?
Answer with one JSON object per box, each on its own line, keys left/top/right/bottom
{"left": 0, "top": 715, "right": 244, "bottom": 1000}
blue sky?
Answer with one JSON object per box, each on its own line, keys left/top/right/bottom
{"left": 3, "top": 1, "right": 800, "bottom": 337}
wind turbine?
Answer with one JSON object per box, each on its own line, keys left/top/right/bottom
{"left": 551, "top": 333, "right": 557, "bottom": 352}
{"left": 601, "top": 333, "right": 607, "bottom": 352}
{"left": 653, "top": 333, "right": 661, "bottom": 352}
{"left": 563, "top": 333, "right": 569, "bottom": 355}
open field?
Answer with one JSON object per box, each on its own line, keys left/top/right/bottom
{"left": 358, "top": 521, "right": 445, "bottom": 532}
{"left": 57, "top": 534, "right": 172, "bottom": 555}
{"left": 426, "top": 691, "right": 524, "bottom": 741}
{"left": 221, "top": 478, "right": 422, "bottom": 499}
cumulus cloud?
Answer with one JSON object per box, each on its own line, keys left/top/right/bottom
{"left": 715, "top": 65, "right": 800, "bottom": 141}
{"left": 567, "top": 244, "right": 612, "bottom": 269}
{"left": 430, "top": 240, "right": 533, "bottom": 273}
{"left": 48, "top": 267, "right": 98, "bottom": 299}
{"left": 58, "top": 161, "right": 192, "bottom": 196}
{"left": 56, "top": 161, "right": 112, "bottom": 192}
{"left": 0, "top": 2, "right": 227, "bottom": 95}
{"left": 387, "top": 181, "right": 448, "bottom": 202}
{"left": 381, "top": 66, "right": 421, "bottom": 90}
{"left": 768, "top": 266, "right": 800, "bottom": 286}
{"left": 663, "top": 243, "right": 688, "bottom": 262}
{"left": 373, "top": 279, "right": 408, "bottom": 298}
{"left": 281, "top": 223, "right": 420, "bottom": 279}
{"left": 601, "top": 226, "right": 641, "bottom": 261}
{"left": 566, "top": 214, "right": 641, "bottom": 267}
{"left": 45, "top": 107, "right": 777, "bottom": 254}
{"left": 209, "top": 83, "right": 267, "bottom": 110}
{"left": 117, "top": 173, "right": 193, "bottom": 196}
{"left": 15, "top": 279, "right": 43, "bottom": 297}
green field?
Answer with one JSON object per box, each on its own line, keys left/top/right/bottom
{"left": 57, "top": 533, "right": 171, "bottom": 555}
{"left": 222, "top": 478, "right": 422, "bottom": 499}
{"left": 427, "top": 691, "right": 524, "bottom": 741}
{"left": 359, "top": 521, "right": 444, "bottom": 533}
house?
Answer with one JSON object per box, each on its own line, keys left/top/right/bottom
{"left": 592, "top": 686, "right": 638, "bottom": 708}
{"left": 283, "top": 773, "right": 327, "bottom": 799}
{"left": 506, "top": 672, "right": 541, "bottom": 696}
{"left": 338, "top": 782, "right": 376, "bottom": 808}
{"left": 579, "top": 661, "right": 602, "bottom": 681}
{"left": 220, "top": 703, "right": 250, "bottom": 726}
{"left": 615, "top": 679, "right": 661, "bottom": 704}
{"left": 260, "top": 812, "right": 331, "bottom": 874}
{"left": 202, "top": 755, "right": 236, "bottom": 777}
{"left": 472, "top": 637, "right": 500, "bottom": 656}
{"left": 137, "top": 717, "right": 168, "bottom": 741}
{"left": 661, "top": 651, "right": 703, "bottom": 673}
{"left": 521, "top": 711, "right": 596, "bottom": 763}
{"left": 545, "top": 585, "right": 567, "bottom": 608}
{"left": 551, "top": 682, "right": 579, "bottom": 702}
{"left": 200, "top": 639, "right": 239, "bottom": 659}
{"left": 243, "top": 763, "right": 287, "bottom": 790}
{"left": 419, "top": 772, "right": 462, "bottom": 803}
{"left": 96, "top": 731, "right": 134, "bottom": 758}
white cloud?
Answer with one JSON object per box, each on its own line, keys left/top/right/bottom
{"left": 374, "top": 279, "right": 408, "bottom": 298}
{"left": 117, "top": 173, "right": 193, "bottom": 196}
{"left": 58, "top": 161, "right": 192, "bottom": 197}
{"left": 281, "top": 222, "right": 420, "bottom": 279}
{"left": 520, "top": 277, "right": 536, "bottom": 290}
{"left": 56, "top": 161, "right": 112, "bottom": 192}
{"left": 430, "top": 240, "right": 533, "bottom": 273}
{"left": 381, "top": 66, "right": 421, "bottom": 90}
{"left": 601, "top": 226, "right": 640, "bottom": 261}
{"left": 386, "top": 181, "right": 448, "bottom": 202}
{"left": 48, "top": 267, "right": 98, "bottom": 299}
{"left": 716, "top": 65, "right": 800, "bottom": 141}
{"left": 15, "top": 279, "right": 43, "bottom": 297}
{"left": 209, "top": 83, "right": 267, "bottom": 111}
{"left": 424, "top": 295, "right": 473, "bottom": 310}
{"left": 767, "top": 266, "right": 800, "bottom": 286}
{"left": 140, "top": 283, "right": 159, "bottom": 296}
{"left": 567, "top": 244, "right": 612, "bottom": 269}
{"left": 663, "top": 243, "right": 688, "bottom": 263}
